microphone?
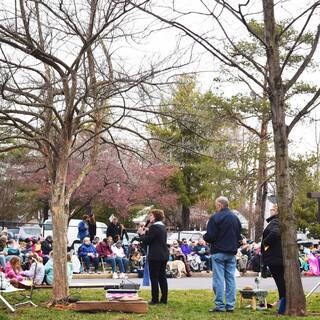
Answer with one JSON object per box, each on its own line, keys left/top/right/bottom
{"left": 144, "top": 220, "right": 151, "bottom": 228}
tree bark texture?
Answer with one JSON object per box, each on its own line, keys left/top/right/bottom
{"left": 50, "top": 159, "right": 70, "bottom": 302}
{"left": 254, "top": 118, "right": 269, "bottom": 241}
{"left": 181, "top": 204, "right": 190, "bottom": 230}
{"left": 263, "top": 0, "right": 306, "bottom": 315}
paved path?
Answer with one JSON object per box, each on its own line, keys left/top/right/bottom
{"left": 70, "top": 276, "right": 320, "bottom": 293}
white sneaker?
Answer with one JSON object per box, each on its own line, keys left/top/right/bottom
{"left": 112, "top": 273, "right": 118, "bottom": 279}
{"left": 119, "top": 273, "right": 127, "bottom": 279}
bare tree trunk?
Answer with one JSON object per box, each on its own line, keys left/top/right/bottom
{"left": 263, "top": 0, "right": 306, "bottom": 315}
{"left": 254, "top": 118, "right": 269, "bottom": 241}
{"left": 181, "top": 204, "right": 190, "bottom": 230}
{"left": 50, "top": 155, "right": 70, "bottom": 302}
{"left": 273, "top": 112, "right": 305, "bottom": 315}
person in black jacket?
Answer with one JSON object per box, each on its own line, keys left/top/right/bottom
{"left": 41, "top": 236, "right": 53, "bottom": 254}
{"left": 107, "top": 216, "right": 121, "bottom": 242}
{"left": 261, "top": 205, "right": 286, "bottom": 308}
{"left": 88, "top": 213, "right": 97, "bottom": 242}
{"left": 138, "top": 209, "right": 169, "bottom": 305}
{"left": 203, "top": 196, "right": 242, "bottom": 313}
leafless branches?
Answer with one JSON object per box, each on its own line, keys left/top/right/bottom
{"left": 132, "top": 0, "right": 320, "bottom": 136}
{"left": 0, "top": 1, "right": 187, "bottom": 181}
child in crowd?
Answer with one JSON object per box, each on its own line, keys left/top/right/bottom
{"left": 67, "top": 252, "right": 73, "bottom": 283}
{"left": 44, "top": 251, "right": 54, "bottom": 285}
{"left": 20, "top": 238, "right": 33, "bottom": 262}
{"left": 45, "top": 252, "right": 73, "bottom": 285}
{"left": 5, "top": 239, "right": 20, "bottom": 261}
{"left": 32, "top": 238, "right": 43, "bottom": 257}
{"left": 5, "top": 256, "right": 24, "bottom": 285}
{"left": 21, "top": 253, "right": 45, "bottom": 285}
{"left": 0, "top": 235, "right": 8, "bottom": 270}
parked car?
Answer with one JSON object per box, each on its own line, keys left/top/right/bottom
{"left": 43, "top": 219, "right": 108, "bottom": 246}
{"left": 167, "top": 231, "right": 204, "bottom": 245}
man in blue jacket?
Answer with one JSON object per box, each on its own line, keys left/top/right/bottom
{"left": 79, "top": 237, "right": 100, "bottom": 273}
{"left": 203, "top": 196, "right": 242, "bottom": 313}
{"left": 77, "top": 215, "right": 89, "bottom": 241}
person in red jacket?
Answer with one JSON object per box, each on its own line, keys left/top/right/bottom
{"left": 96, "top": 238, "right": 127, "bottom": 278}
{"left": 96, "top": 238, "right": 118, "bottom": 278}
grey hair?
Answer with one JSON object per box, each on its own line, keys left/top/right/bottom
{"left": 216, "top": 196, "right": 229, "bottom": 208}
{"left": 83, "top": 237, "right": 90, "bottom": 243}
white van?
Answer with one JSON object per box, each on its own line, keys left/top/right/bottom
{"left": 43, "top": 219, "right": 107, "bottom": 246}
{"left": 18, "top": 225, "right": 42, "bottom": 241}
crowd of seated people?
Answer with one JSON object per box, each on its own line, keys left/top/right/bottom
{"left": 76, "top": 235, "right": 145, "bottom": 278}
{"left": 167, "top": 238, "right": 212, "bottom": 274}
{"left": 236, "top": 239, "right": 262, "bottom": 274}
{"left": 0, "top": 223, "right": 143, "bottom": 282}
{"left": 3, "top": 223, "right": 320, "bottom": 284}
{"left": 298, "top": 243, "right": 320, "bottom": 275}
{"left": 0, "top": 228, "right": 71, "bottom": 286}
{"left": 1, "top": 226, "right": 219, "bottom": 283}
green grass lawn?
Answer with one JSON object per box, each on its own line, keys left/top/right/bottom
{"left": 1, "top": 289, "right": 320, "bottom": 320}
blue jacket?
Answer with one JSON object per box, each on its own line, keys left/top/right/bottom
{"left": 77, "top": 220, "right": 89, "bottom": 240}
{"left": 78, "top": 243, "right": 98, "bottom": 257}
{"left": 203, "top": 208, "right": 242, "bottom": 255}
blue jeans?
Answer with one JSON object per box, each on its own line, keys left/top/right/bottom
{"left": 115, "top": 257, "right": 128, "bottom": 273}
{"left": 199, "top": 254, "right": 212, "bottom": 270}
{"left": 211, "top": 253, "right": 236, "bottom": 311}
{"left": 104, "top": 257, "right": 116, "bottom": 273}
{"left": 82, "top": 255, "right": 99, "bottom": 271}
{"left": 104, "top": 257, "right": 128, "bottom": 273}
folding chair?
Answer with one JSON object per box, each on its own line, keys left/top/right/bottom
{"left": 0, "top": 286, "right": 23, "bottom": 312}
{"left": 14, "top": 261, "right": 38, "bottom": 309}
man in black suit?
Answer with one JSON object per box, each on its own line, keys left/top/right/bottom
{"left": 138, "top": 209, "right": 169, "bottom": 304}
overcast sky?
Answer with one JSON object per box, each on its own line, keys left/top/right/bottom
{"left": 1, "top": 1, "right": 319, "bottom": 156}
{"left": 140, "top": 0, "right": 320, "bottom": 156}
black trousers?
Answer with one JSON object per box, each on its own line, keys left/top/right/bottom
{"left": 268, "top": 264, "right": 286, "bottom": 299}
{"left": 149, "top": 260, "right": 168, "bottom": 303}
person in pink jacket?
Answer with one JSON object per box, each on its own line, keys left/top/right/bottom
{"left": 5, "top": 256, "right": 24, "bottom": 285}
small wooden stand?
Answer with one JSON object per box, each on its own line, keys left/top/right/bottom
{"left": 239, "top": 290, "right": 268, "bottom": 311}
